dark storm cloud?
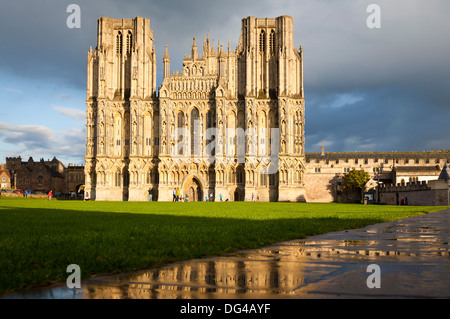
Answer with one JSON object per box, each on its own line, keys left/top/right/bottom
{"left": 1, "top": 0, "right": 449, "bottom": 155}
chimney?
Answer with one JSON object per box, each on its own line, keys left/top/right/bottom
{"left": 321, "top": 146, "right": 325, "bottom": 156}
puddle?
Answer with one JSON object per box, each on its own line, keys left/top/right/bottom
{"left": 3, "top": 209, "right": 450, "bottom": 299}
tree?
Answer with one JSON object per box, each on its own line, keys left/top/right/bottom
{"left": 342, "top": 168, "right": 370, "bottom": 203}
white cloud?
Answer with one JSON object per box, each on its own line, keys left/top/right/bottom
{"left": 0, "top": 122, "right": 85, "bottom": 164}
{"left": 330, "top": 93, "right": 364, "bottom": 108}
{"left": 52, "top": 105, "right": 85, "bottom": 122}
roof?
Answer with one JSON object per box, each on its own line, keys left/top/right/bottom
{"left": 395, "top": 166, "right": 441, "bottom": 172}
{"left": 306, "top": 151, "right": 450, "bottom": 161}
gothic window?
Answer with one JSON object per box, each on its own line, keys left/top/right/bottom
{"left": 144, "top": 113, "right": 152, "bottom": 155}
{"left": 269, "top": 30, "right": 275, "bottom": 54}
{"left": 116, "top": 32, "right": 122, "bottom": 55}
{"left": 269, "top": 173, "right": 276, "bottom": 186}
{"left": 206, "top": 110, "right": 212, "bottom": 129}
{"left": 177, "top": 111, "right": 184, "bottom": 155}
{"left": 153, "top": 112, "right": 159, "bottom": 153}
{"left": 208, "top": 166, "right": 215, "bottom": 183}
{"left": 259, "top": 30, "right": 266, "bottom": 53}
{"left": 191, "top": 108, "right": 199, "bottom": 155}
{"left": 260, "top": 167, "right": 267, "bottom": 186}
{"left": 115, "top": 171, "right": 121, "bottom": 187}
{"left": 126, "top": 31, "right": 132, "bottom": 54}
{"left": 123, "top": 171, "right": 130, "bottom": 187}
{"left": 237, "top": 165, "right": 244, "bottom": 184}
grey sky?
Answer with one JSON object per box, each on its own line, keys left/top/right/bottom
{"left": 0, "top": 0, "right": 449, "bottom": 164}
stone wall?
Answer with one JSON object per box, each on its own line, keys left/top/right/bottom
{"left": 379, "top": 180, "right": 449, "bottom": 206}
{"left": 304, "top": 173, "right": 337, "bottom": 202}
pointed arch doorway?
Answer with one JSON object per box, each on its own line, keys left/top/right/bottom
{"left": 183, "top": 175, "right": 203, "bottom": 202}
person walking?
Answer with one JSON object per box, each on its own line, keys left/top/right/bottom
{"left": 148, "top": 188, "right": 153, "bottom": 202}
{"left": 173, "top": 188, "right": 176, "bottom": 202}
{"left": 176, "top": 188, "right": 180, "bottom": 202}
{"left": 220, "top": 193, "right": 223, "bottom": 202}
{"left": 48, "top": 190, "right": 53, "bottom": 201}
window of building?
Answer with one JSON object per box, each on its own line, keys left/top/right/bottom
{"left": 115, "top": 171, "right": 121, "bottom": 187}
{"left": 269, "top": 173, "right": 275, "bottom": 186}
{"left": 237, "top": 166, "right": 244, "bottom": 184}
{"left": 191, "top": 108, "right": 199, "bottom": 155}
{"left": 116, "top": 32, "right": 122, "bottom": 55}
{"left": 123, "top": 171, "right": 129, "bottom": 187}
{"left": 315, "top": 167, "right": 321, "bottom": 173}
{"left": 269, "top": 30, "right": 275, "bottom": 54}
{"left": 259, "top": 30, "right": 266, "bottom": 53}
{"left": 260, "top": 168, "right": 267, "bottom": 186}
{"left": 126, "top": 31, "right": 132, "bottom": 54}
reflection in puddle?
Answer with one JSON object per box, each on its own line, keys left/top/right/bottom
{"left": 3, "top": 210, "right": 450, "bottom": 299}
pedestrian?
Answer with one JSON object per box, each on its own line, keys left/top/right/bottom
{"left": 48, "top": 190, "right": 53, "bottom": 201}
{"left": 252, "top": 193, "right": 254, "bottom": 202}
{"left": 405, "top": 197, "right": 408, "bottom": 205}
{"left": 210, "top": 192, "right": 213, "bottom": 202}
{"left": 176, "top": 188, "right": 180, "bottom": 202}
{"left": 220, "top": 193, "right": 223, "bottom": 202}
{"left": 173, "top": 188, "right": 176, "bottom": 202}
{"left": 148, "top": 188, "right": 153, "bottom": 202}
{"left": 257, "top": 195, "right": 259, "bottom": 202}
{"left": 205, "top": 194, "right": 208, "bottom": 201}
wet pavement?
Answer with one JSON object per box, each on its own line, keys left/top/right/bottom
{"left": 3, "top": 209, "right": 450, "bottom": 299}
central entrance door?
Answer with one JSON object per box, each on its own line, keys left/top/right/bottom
{"left": 184, "top": 176, "right": 203, "bottom": 201}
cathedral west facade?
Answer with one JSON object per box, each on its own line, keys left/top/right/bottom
{"left": 84, "top": 16, "right": 305, "bottom": 201}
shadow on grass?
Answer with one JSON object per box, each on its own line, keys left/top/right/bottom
{"left": 0, "top": 204, "right": 389, "bottom": 296}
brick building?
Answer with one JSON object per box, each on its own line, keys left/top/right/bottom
{"left": 5, "top": 156, "right": 68, "bottom": 193}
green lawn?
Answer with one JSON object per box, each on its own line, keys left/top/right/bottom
{"left": 0, "top": 197, "right": 447, "bottom": 295}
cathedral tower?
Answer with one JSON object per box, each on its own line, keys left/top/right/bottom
{"left": 85, "top": 17, "right": 158, "bottom": 201}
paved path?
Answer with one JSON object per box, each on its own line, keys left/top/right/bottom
{"left": 3, "top": 209, "right": 450, "bottom": 299}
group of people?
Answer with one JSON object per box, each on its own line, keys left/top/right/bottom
{"left": 172, "top": 188, "right": 188, "bottom": 202}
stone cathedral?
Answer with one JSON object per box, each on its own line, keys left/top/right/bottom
{"left": 84, "top": 15, "right": 305, "bottom": 202}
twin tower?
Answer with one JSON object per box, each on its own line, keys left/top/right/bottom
{"left": 84, "top": 16, "right": 306, "bottom": 202}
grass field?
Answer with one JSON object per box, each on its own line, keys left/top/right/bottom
{"left": 0, "top": 197, "right": 447, "bottom": 295}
